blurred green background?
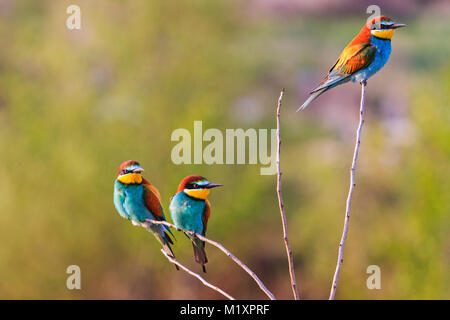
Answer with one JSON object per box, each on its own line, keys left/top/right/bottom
{"left": 0, "top": 0, "right": 449, "bottom": 299}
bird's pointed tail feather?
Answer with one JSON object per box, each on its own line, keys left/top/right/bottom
{"left": 146, "top": 223, "right": 179, "bottom": 271}
{"left": 161, "top": 235, "right": 179, "bottom": 271}
{"left": 297, "top": 88, "right": 328, "bottom": 111}
{"left": 297, "top": 75, "right": 351, "bottom": 111}
{"left": 192, "top": 240, "right": 208, "bottom": 273}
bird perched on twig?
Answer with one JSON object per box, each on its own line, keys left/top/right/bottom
{"left": 169, "top": 175, "right": 223, "bottom": 273}
{"left": 113, "top": 160, "right": 177, "bottom": 267}
{"left": 297, "top": 15, "right": 406, "bottom": 111}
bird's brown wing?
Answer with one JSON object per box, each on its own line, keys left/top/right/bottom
{"left": 142, "top": 178, "right": 165, "bottom": 220}
{"left": 311, "top": 43, "right": 376, "bottom": 93}
{"left": 202, "top": 199, "right": 211, "bottom": 236}
{"left": 333, "top": 42, "right": 377, "bottom": 75}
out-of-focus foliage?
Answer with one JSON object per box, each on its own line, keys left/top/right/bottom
{"left": 0, "top": 0, "right": 448, "bottom": 299}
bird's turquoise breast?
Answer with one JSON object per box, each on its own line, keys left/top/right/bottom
{"left": 353, "top": 36, "right": 392, "bottom": 82}
{"left": 169, "top": 192, "right": 205, "bottom": 234}
{"left": 114, "top": 180, "right": 128, "bottom": 219}
{"left": 114, "top": 180, "right": 151, "bottom": 222}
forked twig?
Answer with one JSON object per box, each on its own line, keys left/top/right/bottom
{"left": 147, "top": 219, "right": 276, "bottom": 300}
{"left": 276, "top": 89, "right": 300, "bottom": 300}
{"left": 329, "top": 81, "right": 366, "bottom": 299}
{"left": 160, "top": 249, "right": 235, "bottom": 300}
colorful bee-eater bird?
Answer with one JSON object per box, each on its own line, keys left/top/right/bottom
{"left": 113, "top": 160, "right": 177, "bottom": 264}
{"left": 169, "top": 175, "right": 223, "bottom": 273}
{"left": 297, "top": 15, "right": 406, "bottom": 111}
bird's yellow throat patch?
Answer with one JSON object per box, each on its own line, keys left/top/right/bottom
{"left": 371, "top": 29, "right": 395, "bottom": 40}
{"left": 184, "top": 188, "right": 210, "bottom": 200}
{"left": 118, "top": 173, "right": 143, "bottom": 184}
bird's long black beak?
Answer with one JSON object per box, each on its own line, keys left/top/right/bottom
{"left": 391, "top": 23, "right": 407, "bottom": 29}
{"left": 205, "top": 183, "right": 223, "bottom": 189}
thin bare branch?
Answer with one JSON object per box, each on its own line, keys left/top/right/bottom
{"left": 329, "top": 81, "right": 366, "bottom": 300}
{"left": 160, "top": 249, "right": 235, "bottom": 300}
{"left": 276, "top": 89, "right": 300, "bottom": 300}
{"left": 147, "top": 219, "right": 276, "bottom": 300}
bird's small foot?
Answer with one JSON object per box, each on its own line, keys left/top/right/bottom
{"left": 360, "top": 80, "right": 367, "bottom": 86}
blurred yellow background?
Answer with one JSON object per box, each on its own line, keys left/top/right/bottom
{"left": 0, "top": 0, "right": 449, "bottom": 299}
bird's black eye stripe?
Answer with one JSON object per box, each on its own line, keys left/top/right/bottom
{"left": 186, "top": 183, "right": 200, "bottom": 189}
{"left": 372, "top": 23, "right": 391, "bottom": 30}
